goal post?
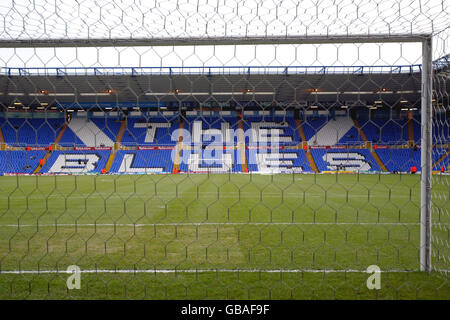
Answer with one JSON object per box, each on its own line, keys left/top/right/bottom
{"left": 420, "top": 37, "right": 433, "bottom": 272}
{"left": 0, "top": 36, "right": 440, "bottom": 251}
{"left": 0, "top": 35, "right": 438, "bottom": 273}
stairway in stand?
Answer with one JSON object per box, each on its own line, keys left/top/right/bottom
{"left": 33, "top": 122, "right": 68, "bottom": 173}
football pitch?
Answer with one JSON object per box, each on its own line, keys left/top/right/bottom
{"left": 0, "top": 173, "right": 448, "bottom": 299}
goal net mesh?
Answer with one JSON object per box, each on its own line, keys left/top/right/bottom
{"left": 0, "top": 0, "right": 448, "bottom": 299}
{"left": 432, "top": 27, "right": 450, "bottom": 275}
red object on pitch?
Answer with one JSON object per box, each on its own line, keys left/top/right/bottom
{"left": 410, "top": 166, "right": 417, "bottom": 174}
{"left": 245, "top": 167, "right": 248, "bottom": 173}
{"left": 101, "top": 168, "right": 106, "bottom": 174}
{"left": 441, "top": 166, "right": 445, "bottom": 173}
{"left": 173, "top": 168, "right": 178, "bottom": 174}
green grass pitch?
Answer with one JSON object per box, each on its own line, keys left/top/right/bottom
{"left": 0, "top": 173, "right": 448, "bottom": 299}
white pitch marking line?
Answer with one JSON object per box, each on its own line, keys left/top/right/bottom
{"left": 5, "top": 192, "right": 417, "bottom": 199}
{"left": 0, "top": 268, "right": 420, "bottom": 275}
{"left": 0, "top": 222, "right": 421, "bottom": 228}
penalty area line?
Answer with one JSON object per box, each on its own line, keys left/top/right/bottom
{"left": 0, "top": 222, "right": 421, "bottom": 228}
{"left": 0, "top": 268, "right": 419, "bottom": 275}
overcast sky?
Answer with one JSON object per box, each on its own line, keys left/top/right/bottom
{"left": 0, "top": 0, "right": 448, "bottom": 70}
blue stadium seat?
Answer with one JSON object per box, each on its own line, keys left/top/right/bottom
{"left": 0, "top": 150, "right": 47, "bottom": 173}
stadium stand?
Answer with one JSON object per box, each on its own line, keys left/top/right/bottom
{"left": 1, "top": 109, "right": 447, "bottom": 175}
{"left": 1, "top": 118, "right": 64, "bottom": 146}
{"left": 0, "top": 150, "right": 47, "bottom": 174}
{"left": 377, "top": 148, "right": 422, "bottom": 172}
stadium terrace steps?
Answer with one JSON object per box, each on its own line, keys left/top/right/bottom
{"left": 352, "top": 118, "right": 389, "bottom": 172}
{"left": 172, "top": 120, "right": 185, "bottom": 173}
{"left": 104, "top": 151, "right": 116, "bottom": 172}
{"left": 0, "top": 125, "right": 5, "bottom": 150}
{"left": 115, "top": 119, "right": 127, "bottom": 146}
{"left": 295, "top": 119, "right": 318, "bottom": 173}
{"left": 307, "top": 117, "right": 354, "bottom": 146}
{"left": 0, "top": 125, "right": 4, "bottom": 143}
{"left": 32, "top": 150, "right": 53, "bottom": 174}
{"left": 68, "top": 118, "right": 114, "bottom": 147}
{"left": 237, "top": 114, "right": 248, "bottom": 172}
{"left": 371, "top": 151, "right": 389, "bottom": 172}
{"left": 294, "top": 118, "right": 307, "bottom": 142}
{"left": 305, "top": 149, "right": 319, "bottom": 173}
{"left": 54, "top": 123, "right": 68, "bottom": 146}
{"left": 433, "top": 150, "right": 450, "bottom": 169}
{"left": 408, "top": 118, "right": 415, "bottom": 146}
{"left": 33, "top": 123, "right": 68, "bottom": 174}
{"left": 104, "top": 120, "right": 127, "bottom": 173}
{"left": 352, "top": 119, "right": 369, "bottom": 142}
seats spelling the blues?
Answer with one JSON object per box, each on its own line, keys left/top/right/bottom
{"left": 0, "top": 110, "right": 448, "bottom": 174}
{"left": 110, "top": 150, "right": 173, "bottom": 173}
{"left": 121, "top": 117, "right": 179, "bottom": 146}
{"left": 40, "top": 150, "right": 110, "bottom": 174}
{"left": 312, "top": 149, "right": 381, "bottom": 172}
